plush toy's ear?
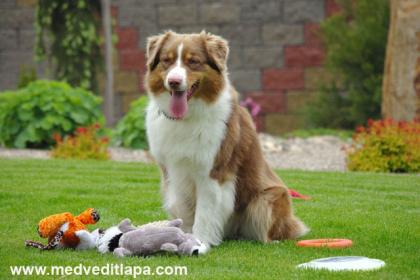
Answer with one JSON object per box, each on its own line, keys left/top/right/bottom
{"left": 146, "top": 31, "right": 173, "bottom": 71}
{"left": 118, "top": 219, "right": 137, "bottom": 233}
{"left": 167, "top": 219, "right": 183, "bottom": 228}
{"left": 200, "top": 30, "right": 229, "bottom": 73}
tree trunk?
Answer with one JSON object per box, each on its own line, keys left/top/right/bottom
{"left": 382, "top": 0, "right": 420, "bottom": 120}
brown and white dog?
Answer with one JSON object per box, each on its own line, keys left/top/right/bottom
{"left": 145, "top": 31, "right": 308, "bottom": 254}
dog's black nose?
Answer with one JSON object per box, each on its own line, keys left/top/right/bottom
{"left": 168, "top": 77, "right": 182, "bottom": 89}
{"left": 192, "top": 249, "right": 199, "bottom": 256}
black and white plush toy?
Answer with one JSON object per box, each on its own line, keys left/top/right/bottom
{"left": 96, "top": 218, "right": 205, "bottom": 257}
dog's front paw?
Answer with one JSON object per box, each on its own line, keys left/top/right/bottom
{"left": 195, "top": 242, "right": 210, "bottom": 255}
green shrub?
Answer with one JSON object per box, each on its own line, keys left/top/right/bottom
{"left": 113, "top": 96, "right": 148, "bottom": 149}
{"left": 0, "top": 80, "right": 103, "bottom": 149}
{"left": 347, "top": 119, "right": 420, "bottom": 173}
{"left": 51, "top": 124, "right": 109, "bottom": 160}
{"left": 305, "top": 0, "right": 390, "bottom": 129}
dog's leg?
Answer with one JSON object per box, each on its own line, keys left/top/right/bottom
{"left": 164, "top": 168, "right": 196, "bottom": 232}
{"left": 192, "top": 177, "right": 235, "bottom": 253}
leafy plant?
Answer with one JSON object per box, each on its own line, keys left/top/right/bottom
{"left": 0, "top": 80, "right": 103, "bottom": 149}
{"left": 113, "top": 96, "right": 149, "bottom": 149}
{"left": 347, "top": 119, "right": 420, "bottom": 173}
{"left": 17, "top": 65, "right": 37, "bottom": 89}
{"left": 305, "top": 0, "right": 390, "bottom": 129}
{"left": 35, "top": 0, "right": 102, "bottom": 92}
{"left": 51, "top": 124, "right": 109, "bottom": 160}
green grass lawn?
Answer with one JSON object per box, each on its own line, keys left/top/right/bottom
{"left": 1, "top": 158, "right": 419, "bottom": 279}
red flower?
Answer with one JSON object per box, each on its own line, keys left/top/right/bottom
{"left": 52, "top": 133, "right": 62, "bottom": 143}
{"left": 76, "top": 127, "right": 88, "bottom": 134}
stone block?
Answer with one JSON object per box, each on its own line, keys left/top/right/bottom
{"left": 18, "top": 29, "right": 35, "bottom": 51}
{"left": 0, "top": 72, "right": 19, "bottom": 91}
{"left": 304, "top": 67, "right": 333, "bottom": 90}
{"left": 119, "top": 50, "right": 146, "bottom": 72}
{"left": 0, "top": 29, "right": 18, "bottom": 51}
{"left": 17, "top": 0, "right": 36, "bottom": 7}
{"left": 219, "top": 23, "right": 260, "bottom": 46}
{"left": 284, "top": 45, "right": 325, "bottom": 67}
{"left": 114, "top": 71, "right": 139, "bottom": 94}
{"left": 286, "top": 90, "right": 313, "bottom": 113}
{"left": 230, "top": 69, "right": 261, "bottom": 93}
{"left": 138, "top": 25, "right": 160, "bottom": 50}
{"left": 199, "top": 2, "right": 240, "bottom": 24}
{"left": 243, "top": 46, "right": 283, "bottom": 69}
{"left": 241, "top": 0, "right": 282, "bottom": 21}
{"left": 159, "top": 5, "right": 197, "bottom": 26}
{"left": 1, "top": 0, "right": 16, "bottom": 8}
{"left": 263, "top": 68, "right": 305, "bottom": 90}
{"left": 178, "top": 25, "right": 220, "bottom": 35}
{"left": 0, "top": 8, "right": 35, "bottom": 28}
{"left": 304, "top": 23, "right": 323, "bottom": 47}
{"left": 227, "top": 48, "right": 242, "bottom": 70}
{"left": 247, "top": 91, "right": 286, "bottom": 113}
{"left": 262, "top": 23, "right": 304, "bottom": 46}
{"left": 284, "top": 0, "right": 325, "bottom": 23}
{"left": 118, "top": 4, "right": 156, "bottom": 27}
{"left": 116, "top": 27, "right": 139, "bottom": 50}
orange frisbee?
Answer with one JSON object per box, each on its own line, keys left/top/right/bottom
{"left": 297, "top": 239, "right": 353, "bottom": 248}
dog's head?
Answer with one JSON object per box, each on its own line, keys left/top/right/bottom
{"left": 145, "top": 31, "right": 229, "bottom": 120}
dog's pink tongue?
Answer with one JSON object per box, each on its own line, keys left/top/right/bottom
{"left": 169, "top": 91, "right": 188, "bottom": 119}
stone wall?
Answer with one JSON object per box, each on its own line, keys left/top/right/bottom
{"left": 0, "top": 0, "right": 340, "bottom": 134}
{"left": 0, "top": 0, "right": 42, "bottom": 90}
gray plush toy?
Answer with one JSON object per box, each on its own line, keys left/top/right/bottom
{"left": 96, "top": 218, "right": 204, "bottom": 257}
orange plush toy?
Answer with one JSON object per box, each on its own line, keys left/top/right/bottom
{"left": 25, "top": 208, "right": 101, "bottom": 250}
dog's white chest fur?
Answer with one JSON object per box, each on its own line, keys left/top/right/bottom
{"left": 146, "top": 87, "right": 232, "bottom": 173}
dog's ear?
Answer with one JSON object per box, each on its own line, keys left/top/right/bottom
{"left": 146, "top": 31, "right": 173, "bottom": 71}
{"left": 200, "top": 31, "right": 229, "bottom": 73}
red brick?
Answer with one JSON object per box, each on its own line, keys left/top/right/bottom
{"left": 284, "top": 46, "right": 325, "bottom": 67}
{"left": 116, "top": 27, "right": 138, "bottom": 50}
{"left": 119, "top": 50, "right": 146, "bottom": 72}
{"left": 326, "top": 0, "right": 341, "bottom": 17}
{"left": 262, "top": 68, "right": 305, "bottom": 90}
{"left": 247, "top": 91, "right": 286, "bottom": 114}
{"left": 111, "top": 5, "right": 118, "bottom": 18}
{"left": 304, "top": 23, "right": 323, "bottom": 47}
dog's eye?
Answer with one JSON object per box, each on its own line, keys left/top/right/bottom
{"left": 161, "top": 57, "right": 172, "bottom": 67}
{"left": 187, "top": 58, "right": 201, "bottom": 68}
